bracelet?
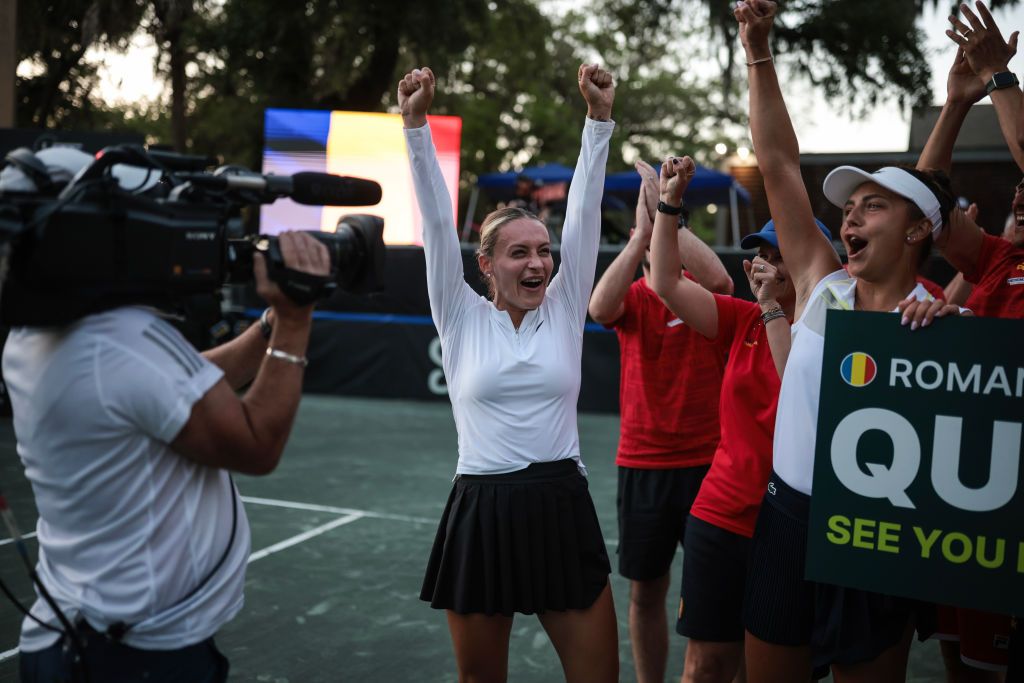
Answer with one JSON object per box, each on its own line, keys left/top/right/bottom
{"left": 266, "top": 347, "right": 309, "bottom": 367}
{"left": 746, "top": 55, "right": 773, "bottom": 67}
{"left": 259, "top": 308, "right": 273, "bottom": 339}
{"left": 761, "top": 307, "right": 786, "bottom": 324}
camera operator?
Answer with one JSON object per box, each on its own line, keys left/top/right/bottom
{"left": 5, "top": 228, "right": 328, "bottom": 682}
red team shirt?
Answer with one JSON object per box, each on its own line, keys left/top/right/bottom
{"left": 609, "top": 277, "right": 725, "bottom": 469}
{"left": 937, "top": 232, "right": 1023, "bottom": 668}
{"left": 689, "top": 295, "right": 782, "bottom": 538}
{"left": 964, "top": 233, "right": 1024, "bottom": 318}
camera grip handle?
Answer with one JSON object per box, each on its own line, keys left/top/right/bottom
{"left": 265, "top": 239, "right": 336, "bottom": 306}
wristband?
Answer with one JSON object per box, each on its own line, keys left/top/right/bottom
{"left": 746, "top": 55, "right": 773, "bottom": 67}
{"left": 657, "top": 200, "right": 683, "bottom": 215}
{"left": 259, "top": 308, "right": 273, "bottom": 339}
{"left": 266, "top": 347, "right": 309, "bottom": 367}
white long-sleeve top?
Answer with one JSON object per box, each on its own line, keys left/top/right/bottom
{"left": 405, "top": 118, "right": 614, "bottom": 475}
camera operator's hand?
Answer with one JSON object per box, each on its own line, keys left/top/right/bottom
{"left": 254, "top": 231, "right": 330, "bottom": 323}
{"left": 399, "top": 67, "right": 435, "bottom": 129}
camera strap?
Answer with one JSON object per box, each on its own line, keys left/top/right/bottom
{"left": 274, "top": 267, "right": 335, "bottom": 306}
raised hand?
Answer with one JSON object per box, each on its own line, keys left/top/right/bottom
{"left": 946, "top": 47, "right": 988, "bottom": 105}
{"left": 743, "top": 256, "right": 784, "bottom": 308}
{"left": 398, "top": 67, "right": 435, "bottom": 129}
{"left": 631, "top": 182, "right": 654, "bottom": 247}
{"left": 659, "top": 155, "right": 696, "bottom": 206}
{"left": 734, "top": 0, "right": 777, "bottom": 55}
{"left": 578, "top": 64, "right": 614, "bottom": 121}
{"left": 635, "top": 159, "right": 660, "bottom": 223}
{"left": 947, "top": 1, "right": 1019, "bottom": 83}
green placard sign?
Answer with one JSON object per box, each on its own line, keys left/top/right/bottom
{"left": 807, "top": 310, "right": 1023, "bottom": 616}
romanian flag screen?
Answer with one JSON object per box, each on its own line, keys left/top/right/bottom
{"left": 261, "top": 108, "right": 462, "bottom": 245}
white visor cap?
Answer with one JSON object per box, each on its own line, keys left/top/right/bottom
{"left": 822, "top": 166, "right": 944, "bottom": 235}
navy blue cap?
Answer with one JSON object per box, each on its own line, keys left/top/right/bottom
{"left": 740, "top": 218, "right": 832, "bottom": 250}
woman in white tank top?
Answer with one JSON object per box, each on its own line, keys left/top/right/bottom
{"left": 735, "top": 2, "right": 968, "bottom": 681}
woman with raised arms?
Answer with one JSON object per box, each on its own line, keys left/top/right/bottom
{"left": 734, "top": 1, "right": 966, "bottom": 681}
{"left": 648, "top": 155, "right": 835, "bottom": 683}
{"left": 399, "top": 64, "right": 618, "bottom": 683}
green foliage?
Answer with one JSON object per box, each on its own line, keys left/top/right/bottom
{"left": 182, "top": 0, "right": 494, "bottom": 167}
{"left": 16, "top": 0, "right": 148, "bottom": 127}
{"left": 15, "top": 0, "right": 1023, "bottom": 235}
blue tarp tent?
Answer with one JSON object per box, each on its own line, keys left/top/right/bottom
{"left": 476, "top": 163, "right": 749, "bottom": 206}
{"left": 604, "top": 166, "right": 751, "bottom": 206}
{"left": 467, "top": 162, "right": 751, "bottom": 244}
{"left": 476, "top": 163, "right": 576, "bottom": 191}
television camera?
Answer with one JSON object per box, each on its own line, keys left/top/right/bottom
{"left": 0, "top": 144, "right": 387, "bottom": 328}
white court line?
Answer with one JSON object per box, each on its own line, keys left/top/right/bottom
{"left": 0, "top": 499, "right": 436, "bottom": 660}
{"left": 0, "top": 532, "right": 36, "bottom": 548}
{"left": 241, "top": 495, "right": 434, "bottom": 525}
{"left": 0, "top": 514, "right": 366, "bottom": 663}
{"left": 248, "top": 512, "right": 364, "bottom": 563}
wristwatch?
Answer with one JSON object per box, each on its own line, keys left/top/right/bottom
{"left": 657, "top": 200, "right": 683, "bottom": 215}
{"left": 986, "top": 71, "right": 1019, "bottom": 95}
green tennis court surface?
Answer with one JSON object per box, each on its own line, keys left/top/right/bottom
{"left": 0, "top": 396, "right": 947, "bottom": 681}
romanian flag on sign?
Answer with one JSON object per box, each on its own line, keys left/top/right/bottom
{"left": 840, "top": 352, "right": 877, "bottom": 387}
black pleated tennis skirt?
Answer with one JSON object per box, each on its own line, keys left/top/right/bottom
{"left": 420, "top": 459, "right": 611, "bottom": 616}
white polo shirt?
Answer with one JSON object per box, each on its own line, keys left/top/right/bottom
{"left": 3, "top": 307, "right": 251, "bottom": 651}
{"left": 405, "top": 118, "right": 614, "bottom": 475}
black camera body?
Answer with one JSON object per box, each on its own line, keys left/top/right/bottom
{"left": 0, "top": 145, "right": 386, "bottom": 328}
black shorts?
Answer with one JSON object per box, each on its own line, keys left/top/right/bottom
{"left": 677, "top": 514, "right": 750, "bottom": 642}
{"left": 420, "top": 459, "right": 611, "bottom": 616}
{"left": 616, "top": 464, "right": 709, "bottom": 581}
{"left": 743, "top": 472, "right": 921, "bottom": 671}
{"left": 20, "top": 629, "right": 229, "bottom": 683}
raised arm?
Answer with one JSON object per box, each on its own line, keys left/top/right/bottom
{"left": 399, "top": 67, "right": 474, "bottom": 336}
{"left": 634, "top": 159, "right": 733, "bottom": 295}
{"left": 678, "top": 227, "right": 734, "bottom": 295}
{"left": 550, "top": 64, "right": 615, "bottom": 323}
{"left": 939, "top": 205, "right": 987, "bottom": 278}
{"left": 946, "top": 1, "right": 1024, "bottom": 171}
{"left": 917, "top": 47, "right": 987, "bottom": 172}
{"left": 938, "top": 202, "right": 982, "bottom": 300}
{"left": 736, "top": 0, "right": 840, "bottom": 316}
{"left": 589, "top": 178, "right": 650, "bottom": 324}
{"left": 648, "top": 156, "right": 720, "bottom": 338}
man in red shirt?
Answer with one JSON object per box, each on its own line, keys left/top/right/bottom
{"left": 960, "top": 181, "right": 1024, "bottom": 318}
{"left": 916, "top": 11, "right": 1024, "bottom": 675}
{"left": 589, "top": 165, "right": 733, "bottom": 683}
